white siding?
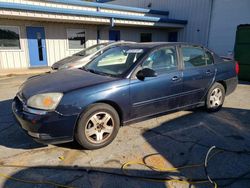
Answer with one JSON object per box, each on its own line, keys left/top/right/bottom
{"left": 0, "top": 19, "right": 170, "bottom": 69}
{"left": 208, "top": 0, "right": 250, "bottom": 56}
{"left": 0, "top": 19, "right": 98, "bottom": 69}
{"left": 110, "top": 0, "right": 212, "bottom": 45}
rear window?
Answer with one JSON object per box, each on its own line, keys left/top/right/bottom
{"left": 205, "top": 51, "right": 214, "bottom": 65}
{"left": 181, "top": 46, "right": 214, "bottom": 68}
{"left": 182, "top": 47, "right": 206, "bottom": 68}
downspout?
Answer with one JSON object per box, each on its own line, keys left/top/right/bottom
{"left": 96, "top": 0, "right": 100, "bottom": 44}
{"left": 206, "top": 0, "right": 214, "bottom": 47}
{"left": 97, "top": 29, "right": 100, "bottom": 44}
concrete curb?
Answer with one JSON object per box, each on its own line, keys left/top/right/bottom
{"left": 0, "top": 68, "right": 51, "bottom": 78}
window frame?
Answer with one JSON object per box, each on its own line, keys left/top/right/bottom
{"left": 180, "top": 45, "right": 209, "bottom": 70}
{"left": 0, "top": 25, "right": 21, "bottom": 51}
{"left": 130, "top": 45, "right": 180, "bottom": 79}
{"left": 141, "top": 46, "right": 179, "bottom": 75}
{"left": 66, "top": 28, "right": 86, "bottom": 50}
{"left": 205, "top": 50, "right": 214, "bottom": 65}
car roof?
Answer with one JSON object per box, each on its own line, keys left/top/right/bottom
{"left": 111, "top": 42, "right": 202, "bottom": 49}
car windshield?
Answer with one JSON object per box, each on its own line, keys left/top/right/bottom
{"left": 74, "top": 43, "right": 109, "bottom": 57}
{"left": 84, "top": 46, "right": 146, "bottom": 77}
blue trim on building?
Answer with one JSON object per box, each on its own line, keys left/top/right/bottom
{"left": 149, "top": 9, "right": 169, "bottom": 16}
{"left": 96, "top": 0, "right": 116, "bottom": 3}
{"left": 45, "top": 0, "right": 150, "bottom": 13}
{"left": 45, "top": 0, "right": 169, "bottom": 16}
{"left": 0, "top": 2, "right": 188, "bottom": 24}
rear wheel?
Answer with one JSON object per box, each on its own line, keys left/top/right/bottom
{"left": 76, "top": 103, "right": 120, "bottom": 149}
{"left": 206, "top": 82, "right": 225, "bottom": 112}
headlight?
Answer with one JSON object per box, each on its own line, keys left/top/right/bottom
{"left": 27, "top": 93, "right": 63, "bottom": 110}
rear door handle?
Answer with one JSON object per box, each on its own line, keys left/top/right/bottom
{"left": 172, "top": 76, "right": 180, "bottom": 81}
{"left": 206, "top": 70, "right": 212, "bottom": 75}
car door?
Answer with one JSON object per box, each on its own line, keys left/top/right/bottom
{"left": 180, "top": 46, "right": 216, "bottom": 106}
{"left": 129, "top": 46, "right": 183, "bottom": 120}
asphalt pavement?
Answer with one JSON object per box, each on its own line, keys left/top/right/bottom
{"left": 0, "top": 74, "right": 250, "bottom": 188}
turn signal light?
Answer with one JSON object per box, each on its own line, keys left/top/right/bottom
{"left": 235, "top": 61, "right": 240, "bottom": 75}
{"left": 43, "top": 96, "right": 53, "bottom": 107}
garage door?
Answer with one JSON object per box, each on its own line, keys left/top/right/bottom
{"left": 235, "top": 25, "right": 250, "bottom": 81}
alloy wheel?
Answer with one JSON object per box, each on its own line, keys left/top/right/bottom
{"left": 84, "top": 112, "right": 114, "bottom": 144}
{"left": 209, "top": 88, "right": 223, "bottom": 108}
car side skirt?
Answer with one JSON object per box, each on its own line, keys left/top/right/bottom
{"left": 123, "top": 101, "right": 205, "bottom": 125}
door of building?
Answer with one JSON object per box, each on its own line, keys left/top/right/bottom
{"left": 26, "top": 27, "right": 48, "bottom": 67}
{"left": 109, "top": 30, "right": 120, "bottom": 41}
{"left": 168, "top": 32, "right": 178, "bottom": 42}
{"left": 235, "top": 25, "right": 250, "bottom": 81}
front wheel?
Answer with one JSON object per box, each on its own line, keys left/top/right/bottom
{"left": 206, "top": 82, "right": 225, "bottom": 112}
{"left": 75, "top": 103, "right": 120, "bottom": 149}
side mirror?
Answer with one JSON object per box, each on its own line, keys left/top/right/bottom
{"left": 136, "top": 68, "right": 157, "bottom": 80}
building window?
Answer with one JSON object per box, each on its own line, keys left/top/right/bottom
{"left": 67, "top": 29, "right": 86, "bottom": 49}
{"left": 0, "top": 26, "right": 21, "bottom": 49}
{"left": 140, "top": 33, "right": 152, "bottom": 42}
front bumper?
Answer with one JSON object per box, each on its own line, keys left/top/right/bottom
{"left": 12, "top": 96, "right": 78, "bottom": 144}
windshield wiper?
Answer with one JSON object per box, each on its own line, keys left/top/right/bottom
{"left": 81, "top": 67, "right": 116, "bottom": 77}
{"left": 80, "top": 67, "right": 86, "bottom": 71}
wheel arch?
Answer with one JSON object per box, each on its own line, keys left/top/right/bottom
{"left": 94, "top": 100, "right": 124, "bottom": 125}
{"left": 216, "top": 80, "right": 227, "bottom": 93}
{"left": 73, "top": 100, "right": 124, "bottom": 135}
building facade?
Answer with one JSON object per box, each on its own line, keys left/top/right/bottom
{"left": 0, "top": 0, "right": 249, "bottom": 70}
{"left": 0, "top": 0, "right": 187, "bottom": 69}
{"left": 207, "top": 0, "right": 250, "bottom": 56}
{"left": 111, "top": 0, "right": 250, "bottom": 57}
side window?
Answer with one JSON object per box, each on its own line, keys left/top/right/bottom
{"left": 142, "top": 47, "right": 178, "bottom": 74}
{"left": 182, "top": 47, "right": 206, "bottom": 68}
{"left": 205, "top": 51, "right": 214, "bottom": 65}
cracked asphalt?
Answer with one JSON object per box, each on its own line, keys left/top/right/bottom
{"left": 0, "top": 75, "right": 250, "bottom": 188}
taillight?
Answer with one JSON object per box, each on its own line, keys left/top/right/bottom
{"left": 235, "top": 61, "right": 240, "bottom": 75}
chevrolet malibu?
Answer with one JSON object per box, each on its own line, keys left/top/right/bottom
{"left": 12, "top": 42, "right": 238, "bottom": 149}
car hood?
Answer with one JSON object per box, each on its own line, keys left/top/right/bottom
{"left": 51, "top": 55, "right": 86, "bottom": 69}
{"left": 21, "top": 69, "right": 118, "bottom": 99}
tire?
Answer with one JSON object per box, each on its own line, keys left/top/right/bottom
{"left": 75, "top": 103, "right": 120, "bottom": 150}
{"left": 206, "top": 82, "right": 225, "bottom": 112}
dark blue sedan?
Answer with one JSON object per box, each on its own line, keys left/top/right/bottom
{"left": 13, "top": 42, "right": 238, "bottom": 149}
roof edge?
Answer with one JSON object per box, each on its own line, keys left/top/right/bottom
{"left": 0, "top": 2, "right": 188, "bottom": 25}
{"left": 45, "top": 0, "right": 169, "bottom": 16}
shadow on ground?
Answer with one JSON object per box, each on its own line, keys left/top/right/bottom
{"left": 0, "top": 99, "right": 44, "bottom": 149}
{"left": 142, "top": 107, "right": 250, "bottom": 187}
{"left": 1, "top": 106, "right": 250, "bottom": 187}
